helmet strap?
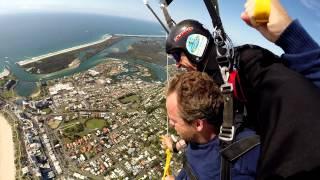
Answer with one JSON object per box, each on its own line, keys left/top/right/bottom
{"left": 202, "top": 58, "right": 209, "bottom": 73}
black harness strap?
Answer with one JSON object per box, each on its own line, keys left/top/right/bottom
{"left": 203, "top": 0, "right": 226, "bottom": 39}
{"left": 221, "top": 135, "right": 261, "bottom": 162}
{"left": 203, "top": 0, "right": 235, "bottom": 69}
{"left": 220, "top": 156, "right": 231, "bottom": 180}
{"left": 219, "top": 90, "right": 234, "bottom": 180}
{"left": 219, "top": 91, "right": 234, "bottom": 142}
{"left": 162, "top": 0, "right": 173, "bottom": 5}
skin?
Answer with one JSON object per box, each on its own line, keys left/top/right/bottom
{"left": 241, "top": 0, "right": 293, "bottom": 42}
{"left": 163, "top": 92, "right": 217, "bottom": 179}
{"left": 161, "top": 135, "right": 187, "bottom": 152}
{"left": 161, "top": 135, "right": 174, "bottom": 151}
{"left": 166, "top": 92, "right": 197, "bottom": 142}
{"left": 175, "top": 52, "right": 197, "bottom": 71}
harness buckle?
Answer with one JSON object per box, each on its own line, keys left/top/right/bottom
{"left": 220, "top": 83, "right": 233, "bottom": 93}
{"left": 216, "top": 56, "right": 230, "bottom": 66}
{"left": 219, "top": 125, "right": 235, "bottom": 142}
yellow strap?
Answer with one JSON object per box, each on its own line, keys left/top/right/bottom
{"left": 162, "top": 148, "right": 173, "bottom": 179}
{"left": 254, "top": 0, "right": 271, "bottom": 24}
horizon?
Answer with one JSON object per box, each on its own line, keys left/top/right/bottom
{"left": 1, "top": 1, "right": 320, "bottom": 179}
{"left": 1, "top": 0, "right": 319, "bottom": 55}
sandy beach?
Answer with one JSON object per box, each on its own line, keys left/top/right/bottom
{"left": 0, "top": 68, "right": 10, "bottom": 79}
{"left": 0, "top": 114, "right": 16, "bottom": 180}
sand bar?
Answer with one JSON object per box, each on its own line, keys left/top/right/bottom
{"left": 0, "top": 113, "right": 16, "bottom": 180}
{"left": 17, "top": 34, "right": 112, "bottom": 66}
{"left": 0, "top": 68, "right": 10, "bottom": 79}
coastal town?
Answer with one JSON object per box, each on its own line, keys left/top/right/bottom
{"left": 0, "top": 57, "right": 183, "bottom": 179}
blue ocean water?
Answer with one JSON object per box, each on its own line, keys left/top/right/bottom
{"left": 0, "top": 13, "right": 165, "bottom": 96}
{"left": 0, "top": 13, "right": 163, "bottom": 63}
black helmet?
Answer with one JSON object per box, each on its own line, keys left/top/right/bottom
{"left": 166, "top": 19, "right": 213, "bottom": 64}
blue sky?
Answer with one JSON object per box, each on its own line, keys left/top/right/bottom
{"left": 1, "top": 0, "right": 319, "bottom": 55}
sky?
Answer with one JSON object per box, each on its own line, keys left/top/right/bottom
{"left": 0, "top": 0, "right": 319, "bottom": 55}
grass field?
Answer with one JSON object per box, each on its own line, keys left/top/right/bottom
{"left": 48, "top": 120, "right": 61, "bottom": 129}
{"left": 85, "top": 118, "right": 106, "bottom": 129}
{"left": 118, "top": 94, "right": 140, "bottom": 104}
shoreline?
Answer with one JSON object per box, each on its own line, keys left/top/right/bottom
{"left": 30, "top": 82, "right": 41, "bottom": 98}
{"left": 17, "top": 34, "right": 113, "bottom": 66}
{"left": 0, "top": 68, "right": 10, "bottom": 79}
{"left": 16, "top": 34, "right": 165, "bottom": 67}
{"left": 0, "top": 113, "right": 16, "bottom": 180}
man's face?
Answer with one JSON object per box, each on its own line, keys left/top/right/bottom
{"left": 166, "top": 92, "right": 196, "bottom": 141}
{"left": 173, "top": 52, "right": 197, "bottom": 71}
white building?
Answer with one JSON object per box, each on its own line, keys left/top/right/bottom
{"left": 49, "top": 83, "right": 74, "bottom": 95}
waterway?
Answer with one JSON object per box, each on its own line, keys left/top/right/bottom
{"left": 6, "top": 37, "right": 167, "bottom": 97}
{"left": 0, "top": 13, "right": 166, "bottom": 97}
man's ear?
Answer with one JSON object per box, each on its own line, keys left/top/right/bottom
{"left": 192, "top": 119, "right": 205, "bottom": 132}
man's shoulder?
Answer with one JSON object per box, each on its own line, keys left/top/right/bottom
{"left": 235, "top": 44, "right": 264, "bottom": 53}
{"left": 235, "top": 128, "right": 257, "bottom": 140}
{"left": 234, "top": 44, "right": 280, "bottom": 69}
{"left": 232, "top": 128, "right": 260, "bottom": 177}
{"left": 236, "top": 44, "right": 277, "bottom": 60}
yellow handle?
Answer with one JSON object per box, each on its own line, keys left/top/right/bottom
{"left": 162, "top": 149, "right": 172, "bottom": 180}
{"left": 254, "top": 0, "right": 271, "bottom": 24}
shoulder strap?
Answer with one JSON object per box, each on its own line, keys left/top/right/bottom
{"left": 219, "top": 83, "right": 234, "bottom": 180}
{"left": 220, "top": 156, "right": 231, "bottom": 180}
{"left": 220, "top": 135, "right": 260, "bottom": 180}
{"left": 220, "top": 135, "right": 260, "bottom": 162}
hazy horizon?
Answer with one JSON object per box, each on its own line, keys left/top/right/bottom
{"left": 1, "top": 0, "right": 320, "bottom": 56}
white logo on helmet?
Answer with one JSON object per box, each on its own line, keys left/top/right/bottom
{"left": 186, "top": 34, "right": 208, "bottom": 58}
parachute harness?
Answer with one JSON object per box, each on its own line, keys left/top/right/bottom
{"left": 144, "top": 0, "right": 269, "bottom": 179}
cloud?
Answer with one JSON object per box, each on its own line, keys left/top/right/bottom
{"left": 300, "top": 0, "right": 320, "bottom": 25}
{"left": 0, "top": 0, "right": 155, "bottom": 21}
{"left": 300, "top": 0, "right": 320, "bottom": 11}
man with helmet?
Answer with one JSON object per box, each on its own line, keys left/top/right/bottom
{"left": 162, "top": 0, "right": 320, "bottom": 179}
{"left": 166, "top": 19, "right": 224, "bottom": 86}
{"left": 165, "top": 0, "right": 320, "bottom": 87}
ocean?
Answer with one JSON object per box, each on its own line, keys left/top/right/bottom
{"left": 0, "top": 13, "right": 165, "bottom": 96}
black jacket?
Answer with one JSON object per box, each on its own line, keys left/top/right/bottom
{"left": 236, "top": 45, "right": 320, "bottom": 179}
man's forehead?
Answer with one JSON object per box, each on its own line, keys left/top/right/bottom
{"left": 166, "top": 92, "right": 181, "bottom": 118}
{"left": 166, "top": 92, "right": 178, "bottom": 110}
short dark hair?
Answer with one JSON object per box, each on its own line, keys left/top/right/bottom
{"left": 167, "top": 71, "right": 224, "bottom": 125}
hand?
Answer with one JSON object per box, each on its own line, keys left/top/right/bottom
{"left": 165, "top": 175, "right": 175, "bottom": 180}
{"left": 176, "top": 139, "right": 187, "bottom": 151}
{"left": 241, "top": 0, "right": 292, "bottom": 42}
{"left": 161, "top": 135, "right": 173, "bottom": 151}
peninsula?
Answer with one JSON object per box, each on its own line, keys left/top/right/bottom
{"left": 17, "top": 35, "right": 123, "bottom": 74}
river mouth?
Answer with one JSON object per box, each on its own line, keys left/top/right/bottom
{"left": 10, "top": 36, "right": 170, "bottom": 97}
